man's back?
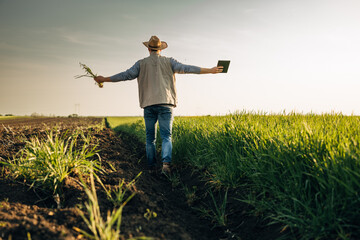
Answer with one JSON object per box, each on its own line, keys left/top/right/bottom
{"left": 138, "top": 52, "right": 176, "bottom": 108}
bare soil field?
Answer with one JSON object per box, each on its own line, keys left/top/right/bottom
{"left": 0, "top": 117, "right": 283, "bottom": 240}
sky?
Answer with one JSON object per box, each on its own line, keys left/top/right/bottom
{"left": 1, "top": 0, "right": 359, "bottom": 116}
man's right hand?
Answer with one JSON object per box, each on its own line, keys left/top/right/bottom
{"left": 94, "top": 76, "right": 105, "bottom": 83}
{"left": 94, "top": 76, "right": 111, "bottom": 83}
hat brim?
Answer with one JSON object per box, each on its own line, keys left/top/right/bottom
{"left": 143, "top": 41, "right": 168, "bottom": 50}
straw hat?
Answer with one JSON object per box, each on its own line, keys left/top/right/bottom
{"left": 143, "top": 36, "right": 168, "bottom": 50}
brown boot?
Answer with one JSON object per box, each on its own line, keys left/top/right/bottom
{"left": 161, "top": 162, "right": 171, "bottom": 175}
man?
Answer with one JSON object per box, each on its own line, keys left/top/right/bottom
{"left": 94, "top": 35, "right": 223, "bottom": 174}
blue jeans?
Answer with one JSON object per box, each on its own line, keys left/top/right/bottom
{"left": 144, "top": 105, "right": 173, "bottom": 167}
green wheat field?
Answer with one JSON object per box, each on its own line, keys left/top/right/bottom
{"left": 107, "top": 112, "right": 360, "bottom": 239}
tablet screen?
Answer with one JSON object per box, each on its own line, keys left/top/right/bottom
{"left": 217, "top": 60, "right": 230, "bottom": 73}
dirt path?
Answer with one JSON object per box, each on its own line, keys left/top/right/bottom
{"left": 95, "top": 128, "right": 223, "bottom": 240}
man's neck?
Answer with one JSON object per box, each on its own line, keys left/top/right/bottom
{"left": 150, "top": 51, "right": 160, "bottom": 55}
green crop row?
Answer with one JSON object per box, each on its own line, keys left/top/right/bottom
{"left": 106, "top": 117, "right": 145, "bottom": 143}
{"left": 2, "top": 125, "right": 152, "bottom": 239}
{"left": 2, "top": 129, "right": 102, "bottom": 208}
{"left": 108, "top": 112, "right": 360, "bottom": 239}
{"left": 172, "top": 112, "right": 360, "bottom": 239}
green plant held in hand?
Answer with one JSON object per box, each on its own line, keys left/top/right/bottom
{"left": 75, "top": 62, "right": 103, "bottom": 88}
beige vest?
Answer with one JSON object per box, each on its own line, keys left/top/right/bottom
{"left": 137, "top": 52, "right": 176, "bottom": 108}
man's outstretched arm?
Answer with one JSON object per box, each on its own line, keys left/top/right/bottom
{"left": 94, "top": 61, "right": 140, "bottom": 84}
{"left": 200, "top": 66, "right": 223, "bottom": 74}
{"left": 170, "top": 58, "right": 223, "bottom": 74}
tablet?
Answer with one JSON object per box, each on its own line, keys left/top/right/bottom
{"left": 217, "top": 60, "right": 230, "bottom": 73}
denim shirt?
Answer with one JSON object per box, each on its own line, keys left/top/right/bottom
{"left": 110, "top": 55, "right": 201, "bottom": 82}
{"left": 110, "top": 53, "right": 201, "bottom": 108}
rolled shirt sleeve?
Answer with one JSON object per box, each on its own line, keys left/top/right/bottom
{"left": 110, "top": 60, "right": 141, "bottom": 82}
{"left": 170, "top": 58, "right": 201, "bottom": 74}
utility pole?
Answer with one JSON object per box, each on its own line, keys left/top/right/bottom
{"left": 75, "top": 104, "right": 80, "bottom": 116}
